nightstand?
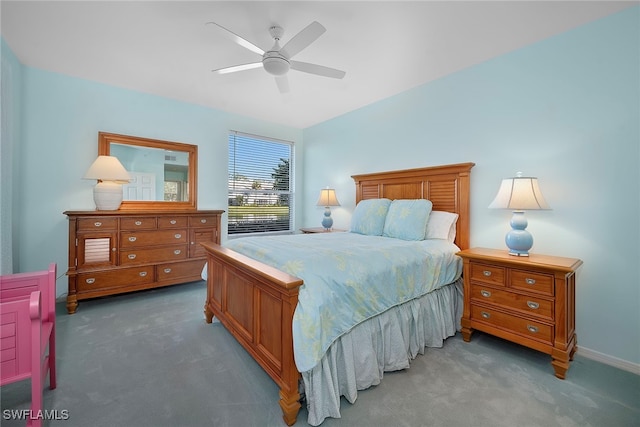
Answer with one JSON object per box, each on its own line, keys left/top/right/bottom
{"left": 299, "top": 227, "right": 346, "bottom": 234}
{"left": 457, "top": 247, "right": 582, "bottom": 379}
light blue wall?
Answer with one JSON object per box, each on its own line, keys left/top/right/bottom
{"left": 10, "top": 65, "right": 302, "bottom": 297}
{"left": 303, "top": 7, "right": 640, "bottom": 365}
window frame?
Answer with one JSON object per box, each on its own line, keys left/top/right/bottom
{"left": 227, "top": 131, "right": 295, "bottom": 237}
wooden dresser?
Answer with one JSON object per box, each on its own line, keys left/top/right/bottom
{"left": 457, "top": 247, "right": 582, "bottom": 379}
{"left": 64, "top": 210, "right": 223, "bottom": 314}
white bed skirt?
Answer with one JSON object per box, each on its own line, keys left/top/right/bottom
{"left": 301, "top": 278, "right": 464, "bottom": 426}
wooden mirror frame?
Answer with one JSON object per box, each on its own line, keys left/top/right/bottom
{"left": 98, "top": 132, "right": 198, "bottom": 211}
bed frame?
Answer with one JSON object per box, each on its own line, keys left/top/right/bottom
{"left": 201, "top": 162, "right": 474, "bottom": 425}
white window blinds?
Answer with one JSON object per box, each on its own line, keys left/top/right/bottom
{"left": 228, "top": 131, "right": 294, "bottom": 235}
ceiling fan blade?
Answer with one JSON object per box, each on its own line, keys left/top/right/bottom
{"left": 206, "top": 22, "right": 265, "bottom": 55}
{"left": 275, "top": 76, "right": 290, "bottom": 94}
{"left": 290, "top": 61, "right": 346, "bottom": 79}
{"left": 279, "top": 21, "right": 325, "bottom": 59}
{"left": 213, "top": 62, "right": 263, "bottom": 74}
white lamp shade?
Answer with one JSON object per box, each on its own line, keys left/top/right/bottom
{"left": 83, "top": 155, "right": 131, "bottom": 183}
{"left": 316, "top": 188, "right": 340, "bottom": 207}
{"left": 488, "top": 176, "right": 550, "bottom": 210}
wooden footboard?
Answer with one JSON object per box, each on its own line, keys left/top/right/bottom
{"left": 201, "top": 242, "right": 303, "bottom": 426}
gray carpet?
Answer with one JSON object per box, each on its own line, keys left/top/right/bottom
{"left": 1, "top": 281, "right": 638, "bottom": 426}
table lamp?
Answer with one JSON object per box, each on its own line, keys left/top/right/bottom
{"left": 83, "top": 155, "right": 131, "bottom": 210}
{"left": 488, "top": 172, "right": 550, "bottom": 256}
{"left": 316, "top": 187, "right": 340, "bottom": 230}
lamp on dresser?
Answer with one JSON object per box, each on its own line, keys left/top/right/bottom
{"left": 489, "top": 172, "right": 550, "bottom": 256}
{"left": 83, "top": 155, "right": 131, "bottom": 210}
{"left": 316, "top": 187, "right": 340, "bottom": 230}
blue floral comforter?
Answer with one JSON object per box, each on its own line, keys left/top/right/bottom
{"left": 225, "top": 232, "right": 462, "bottom": 372}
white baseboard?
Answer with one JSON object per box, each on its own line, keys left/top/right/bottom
{"left": 578, "top": 346, "right": 640, "bottom": 375}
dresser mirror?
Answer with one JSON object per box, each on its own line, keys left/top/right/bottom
{"left": 98, "top": 132, "right": 197, "bottom": 210}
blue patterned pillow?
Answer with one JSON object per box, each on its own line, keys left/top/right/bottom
{"left": 350, "top": 198, "right": 392, "bottom": 236}
{"left": 382, "top": 199, "right": 433, "bottom": 241}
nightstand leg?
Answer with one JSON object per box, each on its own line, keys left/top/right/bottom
{"left": 461, "top": 318, "right": 473, "bottom": 342}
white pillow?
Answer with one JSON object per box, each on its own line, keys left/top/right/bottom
{"left": 425, "top": 211, "right": 459, "bottom": 242}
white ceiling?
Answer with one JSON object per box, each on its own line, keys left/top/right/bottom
{"left": 1, "top": 1, "right": 635, "bottom": 129}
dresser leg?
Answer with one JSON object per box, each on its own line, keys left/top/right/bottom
{"left": 551, "top": 357, "right": 569, "bottom": 379}
{"left": 66, "top": 295, "right": 78, "bottom": 314}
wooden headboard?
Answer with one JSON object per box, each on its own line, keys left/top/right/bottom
{"left": 351, "top": 162, "right": 475, "bottom": 250}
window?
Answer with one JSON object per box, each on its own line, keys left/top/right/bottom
{"left": 228, "top": 131, "right": 294, "bottom": 235}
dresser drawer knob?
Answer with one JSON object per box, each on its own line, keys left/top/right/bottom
{"left": 174, "top": 234, "right": 182, "bottom": 239}
{"left": 128, "top": 236, "right": 137, "bottom": 242}
{"left": 200, "top": 219, "right": 207, "bottom": 224}
{"left": 527, "top": 301, "right": 540, "bottom": 310}
{"left": 135, "top": 221, "right": 142, "bottom": 226}
{"left": 527, "top": 325, "right": 539, "bottom": 333}
{"left": 85, "top": 278, "right": 95, "bottom": 284}
{"left": 128, "top": 254, "right": 136, "bottom": 259}
{"left": 480, "top": 290, "right": 491, "bottom": 298}
{"left": 170, "top": 220, "right": 177, "bottom": 225}
{"left": 94, "top": 222, "right": 102, "bottom": 227}
{"left": 139, "top": 271, "right": 147, "bottom": 277}
{"left": 164, "top": 268, "right": 172, "bottom": 274}
{"left": 174, "top": 250, "right": 181, "bottom": 255}
{"left": 525, "top": 278, "right": 536, "bottom": 285}
{"left": 481, "top": 311, "right": 491, "bottom": 319}
{"left": 483, "top": 270, "right": 492, "bottom": 277}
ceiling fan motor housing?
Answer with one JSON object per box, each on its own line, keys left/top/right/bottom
{"left": 263, "top": 51, "right": 290, "bottom": 76}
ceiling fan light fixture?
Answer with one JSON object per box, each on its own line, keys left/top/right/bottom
{"left": 263, "top": 53, "right": 290, "bottom": 76}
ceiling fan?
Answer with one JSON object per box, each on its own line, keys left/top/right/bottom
{"left": 206, "top": 21, "right": 346, "bottom": 93}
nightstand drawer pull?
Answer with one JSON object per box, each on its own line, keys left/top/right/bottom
{"left": 85, "top": 278, "right": 95, "bottom": 284}
{"left": 481, "top": 311, "right": 491, "bottom": 319}
{"left": 139, "top": 271, "right": 147, "bottom": 277}
{"left": 128, "top": 254, "right": 136, "bottom": 259}
{"left": 525, "top": 278, "right": 536, "bottom": 285}
{"left": 174, "top": 234, "right": 182, "bottom": 239}
{"left": 128, "top": 236, "right": 137, "bottom": 242}
{"left": 135, "top": 221, "right": 142, "bottom": 226}
{"left": 174, "top": 250, "right": 181, "bottom": 255}
{"left": 527, "top": 301, "right": 540, "bottom": 310}
{"left": 170, "top": 220, "right": 177, "bottom": 225}
{"left": 480, "top": 290, "right": 492, "bottom": 298}
{"left": 483, "top": 270, "right": 492, "bottom": 277}
{"left": 527, "top": 325, "right": 538, "bottom": 333}
{"left": 94, "top": 222, "right": 102, "bottom": 227}
{"left": 200, "top": 219, "right": 207, "bottom": 224}
{"left": 164, "top": 268, "right": 172, "bottom": 273}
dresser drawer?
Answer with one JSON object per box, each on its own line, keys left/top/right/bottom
{"left": 77, "top": 217, "right": 117, "bottom": 231}
{"left": 158, "top": 216, "right": 188, "bottom": 229}
{"left": 470, "top": 262, "right": 506, "bottom": 286}
{"left": 189, "top": 215, "right": 218, "bottom": 228}
{"left": 157, "top": 259, "right": 206, "bottom": 281}
{"left": 121, "top": 229, "right": 188, "bottom": 247}
{"left": 510, "top": 269, "right": 554, "bottom": 296}
{"left": 471, "top": 305, "right": 553, "bottom": 345}
{"left": 120, "top": 217, "right": 157, "bottom": 230}
{"left": 120, "top": 245, "right": 188, "bottom": 265}
{"left": 470, "top": 284, "right": 554, "bottom": 321}
{"left": 77, "top": 267, "right": 153, "bottom": 291}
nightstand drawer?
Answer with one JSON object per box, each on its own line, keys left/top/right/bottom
{"left": 510, "top": 269, "right": 554, "bottom": 296}
{"left": 470, "top": 284, "right": 554, "bottom": 321}
{"left": 470, "top": 262, "right": 505, "bottom": 286}
{"left": 471, "top": 305, "right": 553, "bottom": 345}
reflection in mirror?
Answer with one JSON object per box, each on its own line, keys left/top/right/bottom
{"left": 110, "top": 143, "right": 190, "bottom": 202}
{"left": 98, "top": 132, "right": 197, "bottom": 211}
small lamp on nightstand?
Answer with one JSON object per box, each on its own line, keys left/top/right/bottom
{"left": 316, "top": 187, "right": 340, "bottom": 230}
{"left": 83, "top": 155, "right": 131, "bottom": 210}
{"left": 489, "top": 172, "right": 550, "bottom": 256}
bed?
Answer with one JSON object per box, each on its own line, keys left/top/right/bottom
{"left": 201, "top": 162, "right": 474, "bottom": 425}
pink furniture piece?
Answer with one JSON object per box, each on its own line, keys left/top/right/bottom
{"left": 1, "top": 263, "right": 57, "bottom": 427}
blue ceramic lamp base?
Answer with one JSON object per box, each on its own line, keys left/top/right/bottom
{"left": 505, "top": 211, "right": 533, "bottom": 256}
{"left": 321, "top": 207, "right": 333, "bottom": 230}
